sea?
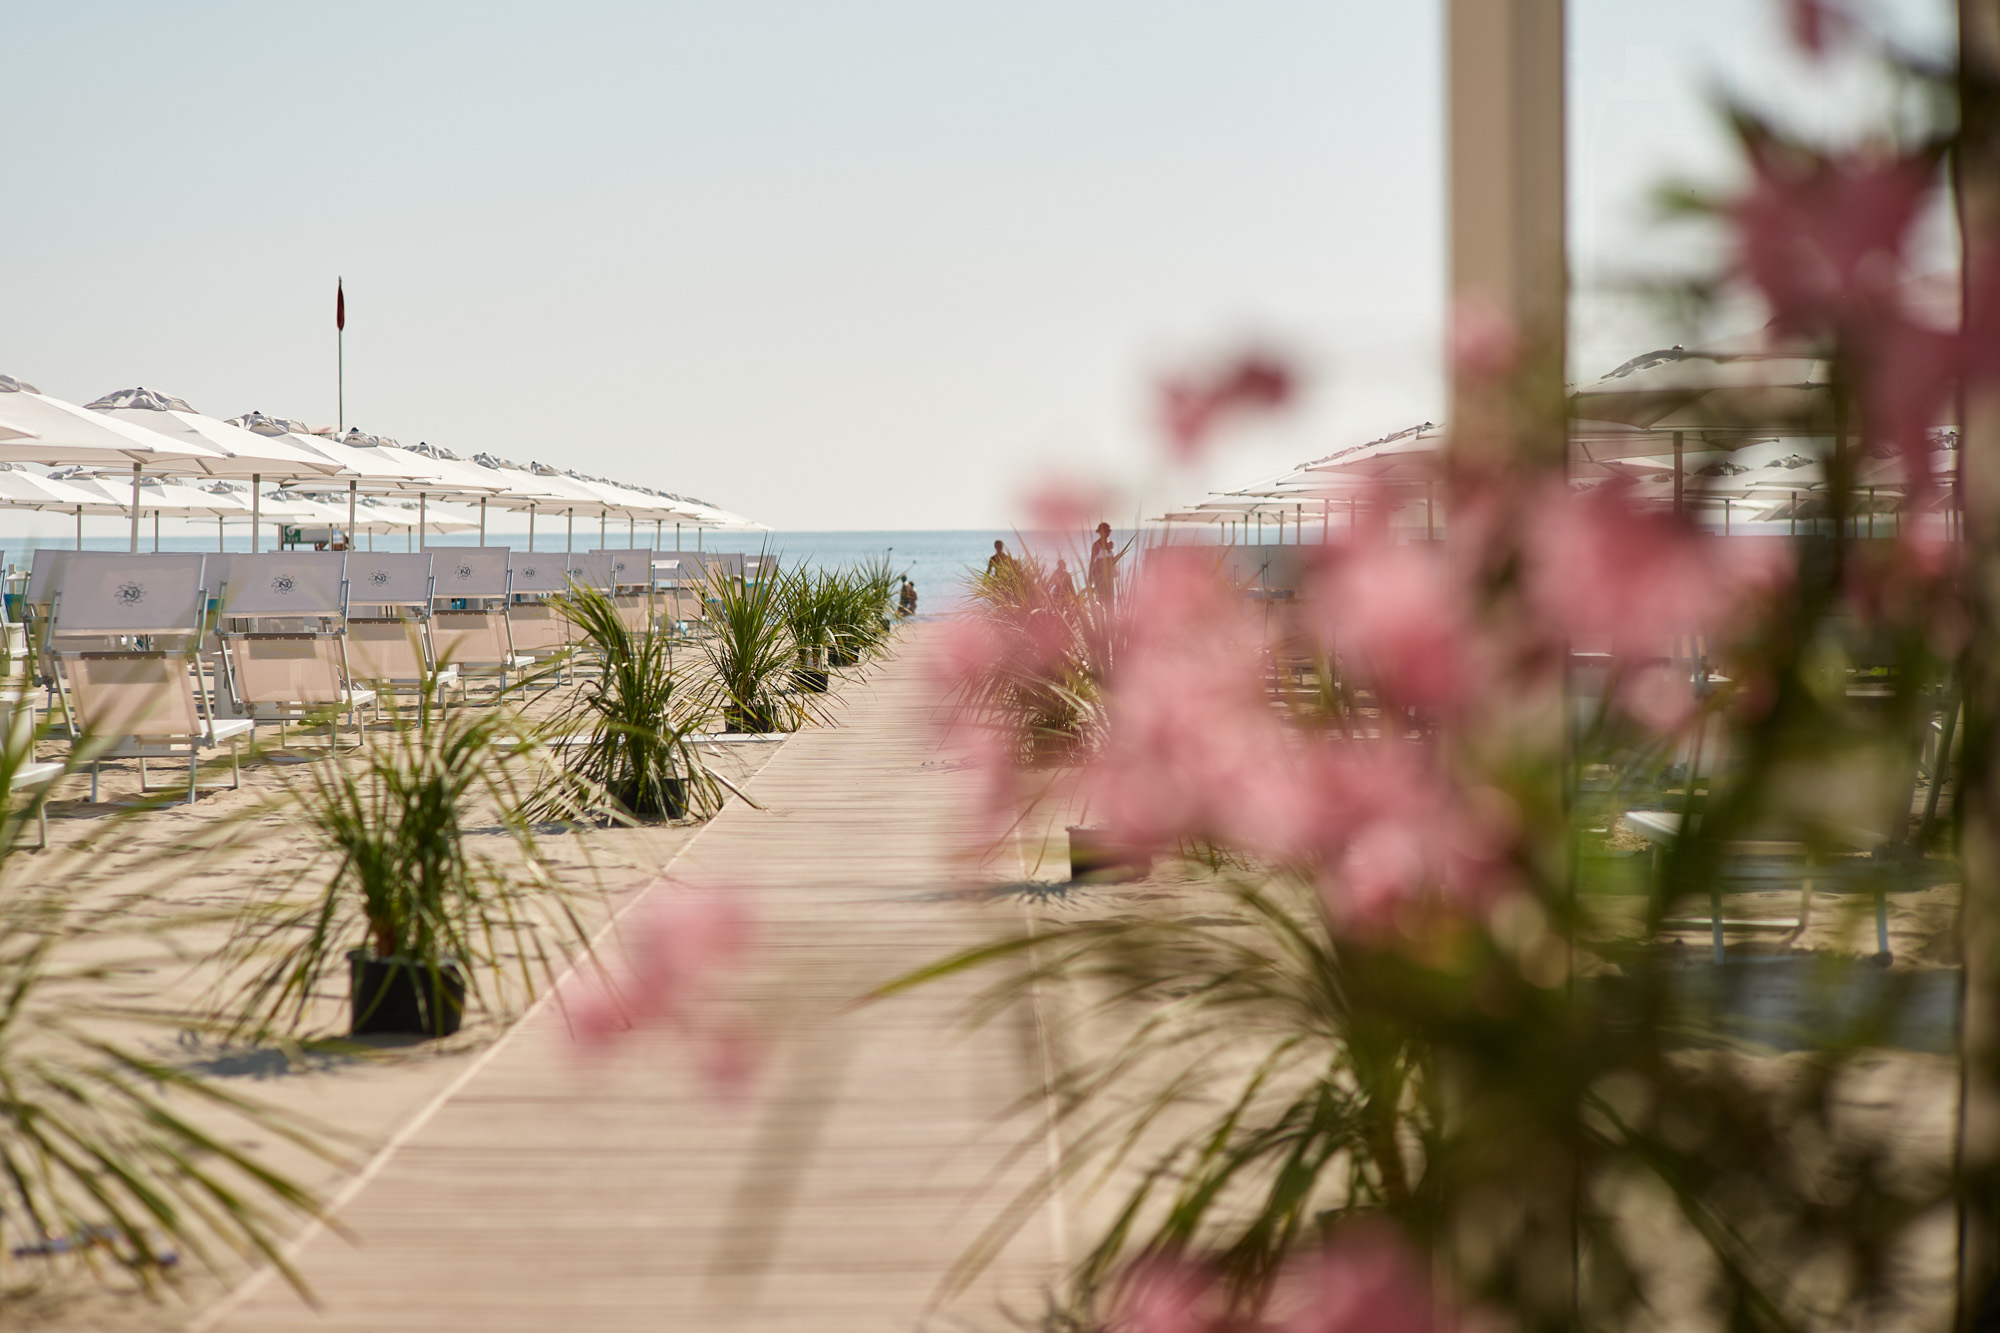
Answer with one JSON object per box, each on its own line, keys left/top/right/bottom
{"left": 1, "top": 529, "right": 1139, "bottom": 612}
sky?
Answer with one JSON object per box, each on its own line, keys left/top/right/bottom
{"left": 0, "top": 2, "right": 1956, "bottom": 535}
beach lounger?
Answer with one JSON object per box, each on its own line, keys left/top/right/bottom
{"left": 505, "top": 553, "right": 580, "bottom": 664}
{"left": 429, "top": 548, "right": 529, "bottom": 692}
{"left": 48, "top": 553, "right": 251, "bottom": 803}
{"left": 216, "top": 552, "right": 377, "bottom": 748}
{"left": 10, "top": 758, "right": 63, "bottom": 849}
{"left": 591, "top": 549, "right": 657, "bottom": 633}
{"left": 342, "top": 552, "right": 461, "bottom": 708}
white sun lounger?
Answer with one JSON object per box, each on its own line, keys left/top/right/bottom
{"left": 430, "top": 548, "right": 530, "bottom": 691}
{"left": 49, "top": 553, "right": 252, "bottom": 803}
{"left": 216, "top": 552, "right": 377, "bottom": 748}
{"left": 591, "top": 549, "right": 657, "bottom": 633}
{"left": 343, "top": 552, "right": 461, "bottom": 709}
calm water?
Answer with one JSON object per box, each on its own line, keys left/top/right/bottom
{"left": 2, "top": 529, "right": 1114, "bottom": 611}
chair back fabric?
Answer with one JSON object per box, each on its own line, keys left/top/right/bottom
{"left": 53, "top": 553, "right": 207, "bottom": 635}
{"left": 346, "top": 553, "right": 434, "bottom": 607}
{"left": 220, "top": 553, "right": 346, "bottom": 617}
{"left": 507, "top": 551, "right": 570, "bottom": 595}
{"left": 591, "top": 549, "right": 656, "bottom": 589}
{"left": 431, "top": 547, "right": 511, "bottom": 601}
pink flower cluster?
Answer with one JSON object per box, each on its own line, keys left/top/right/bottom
{"left": 1114, "top": 1229, "right": 1449, "bottom": 1333}
{"left": 1158, "top": 351, "right": 1297, "bottom": 461}
{"left": 564, "top": 883, "right": 757, "bottom": 1095}
{"left": 1048, "top": 481, "right": 1787, "bottom": 929}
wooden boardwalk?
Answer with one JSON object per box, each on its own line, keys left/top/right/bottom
{"left": 206, "top": 631, "right": 1060, "bottom": 1331}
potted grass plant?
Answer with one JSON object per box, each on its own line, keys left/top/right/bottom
{"left": 779, "top": 568, "right": 836, "bottom": 693}
{"left": 220, "top": 685, "right": 596, "bottom": 1039}
{"left": 542, "top": 583, "right": 725, "bottom": 821}
{"left": 702, "top": 558, "right": 828, "bottom": 734}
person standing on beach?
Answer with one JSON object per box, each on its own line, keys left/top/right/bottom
{"left": 1088, "top": 522, "right": 1119, "bottom": 605}
{"left": 899, "top": 577, "right": 918, "bottom": 617}
{"left": 987, "top": 540, "right": 1016, "bottom": 577}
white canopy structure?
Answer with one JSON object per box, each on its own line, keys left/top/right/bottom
{"left": 86, "top": 388, "right": 347, "bottom": 554}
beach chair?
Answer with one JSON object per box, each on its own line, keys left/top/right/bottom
{"left": 216, "top": 552, "right": 377, "bottom": 748}
{"left": 591, "top": 549, "right": 657, "bottom": 634}
{"left": 0, "top": 694, "right": 61, "bottom": 849}
{"left": 654, "top": 554, "right": 709, "bottom": 633}
{"left": 48, "top": 552, "right": 252, "bottom": 803}
{"left": 343, "top": 552, "right": 462, "bottom": 708}
{"left": 504, "top": 552, "right": 580, "bottom": 663}
{"left": 428, "top": 547, "right": 530, "bottom": 694}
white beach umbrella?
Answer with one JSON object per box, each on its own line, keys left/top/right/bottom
{"left": 233, "top": 411, "right": 445, "bottom": 541}
{"left": 0, "top": 465, "right": 136, "bottom": 549}
{"left": 1569, "top": 348, "right": 1833, "bottom": 436}
{"left": 55, "top": 472, "right": 255, "bottom": 550}
{"left": 487, "top": 462, "right": 627, "bottom": 553}
{"left": 0, "top": 376, "right": 235, "bottom": 549}
{"left": 87, "top": 387, "right": 348, "bottom": 555}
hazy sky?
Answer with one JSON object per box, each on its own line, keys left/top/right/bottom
{"left": 0, "top": 2, "right": 1953, "bottom": 533}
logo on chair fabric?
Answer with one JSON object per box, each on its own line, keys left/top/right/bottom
{"left": 455, "top": 563, "right": 474, "bottom": 581}
{"left": 115, "top": 581, "right": 146, "bottom": 607}
{"left": 520, "top": 564, "right": 539, "bottom": 579}
{"left": 270, "top": 574, "right": 296, "bottom": 596}
{"left": 369, "top": 570, "right": 390, "bottom": 587}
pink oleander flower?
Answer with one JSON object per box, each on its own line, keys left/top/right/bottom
{"left": 1089, "top": 553, "right": 1282, "bottom": 854}
{"left": 1115, "top": 1230, "right": 1447, "bottom": 1333}
{"left": 565, "top": 886, "right": 757, "bottom": 1093}
{"left": 1275, "top": 1227, "right": 1441, "bottom": 1333}
{"left": 1526, "top": 483, "right": 1788, "bottom": 656}
{"left": 1782, "top": 0, "right": 1848, "bottom": 57}
{"left": 1617, "top": 660, "right": 1700, "bottom": 735}
{"left": 1114, "top": 1259, "right": 1224, "bottom": 1333}
{"left": 1733, "top": 141, "right": 1936, "bottom": 345}
{"left": 1157, "top": 350, "right": 1298, "bottom": 461}
{"left": 1022, "top": 473, "right": 1118, "bottom": 536}
{"left": 1302, "top": 536, "right": 1479, "bottom": 713}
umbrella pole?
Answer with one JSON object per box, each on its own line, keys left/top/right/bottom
{"left": 419, "top": 493, "right": 427, "bottom": 551}
{"left": 566, "top": 508, "right": 573, "bottom": 556}
{"left": 600, "top": 512, "right": 607, "bottom": 548}
{"left": 348, "top": 480, "right": 357, "bottom": 550}
{"left": 675, "top": 522, "right": 681, "bottom": 551}
{"left": 629, "top": 514, "right": 635, "bottom": 548}
{"left": 153, "top": 511, "right": 160, "bottom": 553}
{"left": 76, "top": 507, "right": 83, "bottom": 551}
{"left": 1673, "top": 430, "right": 1684, "bottom": 518}
{"left": 129, "top": 462, "right": 141, "bottom": 553}
{"left": 528, "top": 506, "right": 536, "bottom": 553}
{"left": 250, "top": 474, "right": 261, "bottom": 554}
{"left": 217, "top": 515, "right": 224, "bottom": 551}
{"left": 479, "top": 496, "right": 487, "bottom": 546}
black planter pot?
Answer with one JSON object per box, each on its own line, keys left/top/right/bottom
{"left": 827, "top": 647, "right": 858, "bottom": 668}
{"left": 660, "top": 776, "right": 689, "bottom": 820}
{"left": 1066, "top": 825, "right": 1153, "bottom": 882}
{"left": 348, "top": 951, "right": 467, "bottom": 1038}
{"left": 792, "top": 667, "right": 830, "bottom": 693}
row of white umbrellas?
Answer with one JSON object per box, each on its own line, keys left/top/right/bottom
{"left": 1159, "top": 346, "right": 1940, "bottom": 536}
{"left": 0, "top": 376, "right": 764, "bottom": 553}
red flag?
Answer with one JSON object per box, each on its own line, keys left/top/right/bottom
{"left": 336, "top": 278, "right": 345, "bottom": 332}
